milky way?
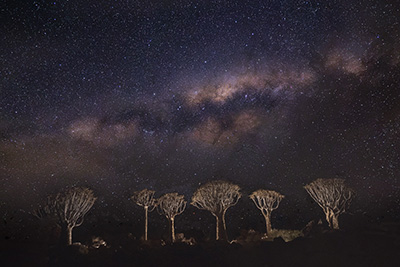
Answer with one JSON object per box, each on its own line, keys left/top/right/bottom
{"left": 1, "top": 0, "right": 399, "bottom": 223}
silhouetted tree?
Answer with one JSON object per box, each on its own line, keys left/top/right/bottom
{"left": 34, "top": 187, "right": 96, "bottom": 245}
{"left": 131, "top": 189, "right": 156, "bottom": 241}
{"left": 191, "top": 180, "right": 241, "bottom": 241}
{"left": 304, "top": 178, "right": 353, "bottom": 230}
{"left": 250, "top": 189, "right": 284, "bottom": 236}
{"left": 157, "top": 193, "right": 186, "bottom": 243}
{"left": 32, "top": 196, "right": 56, "bottom": 220}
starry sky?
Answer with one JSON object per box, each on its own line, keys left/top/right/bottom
{"left": 1, "top": 0, "right": 400, "bottom": 224}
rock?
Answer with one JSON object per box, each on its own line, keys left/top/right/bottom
{"left": 91, "top": 236, "right": 107, "bottom": 249}
{"left": 70, "top": 243, "right": 89, "bottom": 255}
{"left": 302, "top": 219, "right": 325, "bottom": 237}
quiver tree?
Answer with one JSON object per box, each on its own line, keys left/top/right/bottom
{"left": 157, "top": 193, "right": 186, "bottom": 243}
{"left": 131, "top": 189, "right": 156, "bottom": 241}
{"left": 250, "top": 189, "right": 284, "bottom": 236}
{"left": 304, "top": 178, "right": 353, "bottom": 230}
{"left": 191, "top": 180, "right": 241, "bottom": 241}
{"left": 34, "top": 187, "right": 96, "bottom": 245}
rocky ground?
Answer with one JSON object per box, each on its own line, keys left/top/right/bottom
{"left": 1, "top": 221, "right": 399, "bottom": 266}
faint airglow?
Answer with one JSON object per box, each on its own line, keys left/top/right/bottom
{"left": 68, "top": 117, "right": 137, "bottom": 146}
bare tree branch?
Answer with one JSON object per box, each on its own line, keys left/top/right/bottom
{"left": 34, "top": 187, "right": 96, "bottom": 245}
{"left": 191, "top": 180, "right": 241, "bottom": 241}
{"left": 132, "top": 189, "right": 156, "bottom": 211}
{"left": 304, "top": 178, "right": 353, "bottom": 230}
{"left": 250, "top": 189, "right": 284, "bottom": 235}
{"left": 131, "top": 189, "right": 156, "bottom": 241}
{"left": 157, "top": 193, "right": 186, "bottom": 243}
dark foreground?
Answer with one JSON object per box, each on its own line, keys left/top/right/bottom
{"left": 1, "top": 223, "right": 399, "bottom": 267}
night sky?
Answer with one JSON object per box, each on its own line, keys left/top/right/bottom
{"left": 1, "top": 0, "right": 400, "bottom": 228}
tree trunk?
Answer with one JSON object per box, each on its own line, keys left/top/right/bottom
{"left": 332, "top": 214, "right": 340, "bottom": 230}
{"left": 264, "top": 211, "right": 272, "bottom": 236}
{"left": 325, "top": 209, "right": 339, "bottom": 229}
{"left": 325, "top": 209, "right": 333, "bottom": 229}
{"left": 144, "top": 206, "right": 148, "bottom": 241}
{"left": 170, "top": 218, "right": 175, "bottom": 243}
{"left": 215, "top": 216, "right": 219, "bottom": 240}
{"left": 222, "top": 211, "right": 228, "bottom": 241}
{"left": 67, "top": 226, "right": 73, "bottom": 245}
{"left": 215, "top": 212, "right": 228, "bottom": 241}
